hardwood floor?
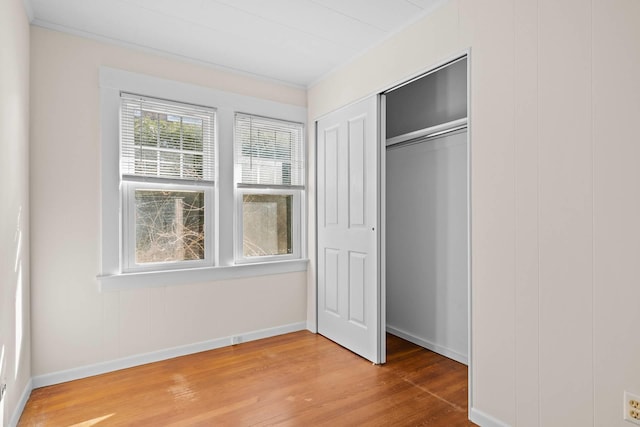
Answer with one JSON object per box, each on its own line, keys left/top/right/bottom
{"left": 19, "top": 332, "right": 474, "bottom": 426}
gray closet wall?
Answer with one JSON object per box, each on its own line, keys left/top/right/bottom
{"left": 385, "top": 57, "right": 469, "bottom": 364}
{"left": 386, "top": 58, "right": 467, "bottom": 139}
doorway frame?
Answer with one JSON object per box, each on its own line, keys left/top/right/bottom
{"left": 312, "top": 48, "right": 473, "bottom": 412}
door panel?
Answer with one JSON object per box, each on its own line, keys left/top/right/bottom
{"left": 348, "top": 251, "right": 367, "bottom": 325}
{"left": 348, "top": 117, "right": 366, "bottom": 227}
{"left": 317, "top": 96, "right": 382, "bottom": 364}
{"left": 324, "top": 127, "right": 339, "bottom": 226}
{"left": 324, "top": 248, "right": 340, "bottom": 314}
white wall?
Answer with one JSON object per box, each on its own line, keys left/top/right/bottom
{"left": 307, "top": 0, "right": 640, "bottom": 425}
{"left": 0, "top": 0, "right": 31, "bottom": 424}
{"left": 29, "top": 27, "right": 308, "bottom": 378}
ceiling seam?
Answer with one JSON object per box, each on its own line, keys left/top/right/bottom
{"left": 306, "top": 0, "right": 390, "bottom": 33}
{"left": 208, "top": 0, "right": 369, "bottom": 50}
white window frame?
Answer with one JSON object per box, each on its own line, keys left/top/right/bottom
{"left": 98, "top": 67, "right": 308, "bottom": 291}
{"left": 233, "top": 113, "right": 305, "bottom": 265}
{"left": 119, "top": 93, "right": 217, "bottom": 273}
{"left": 234, "top": 187, "right": 302, "bottom": 264}
{"left": 122, "top": 180, "right": 215, "bottom": 272}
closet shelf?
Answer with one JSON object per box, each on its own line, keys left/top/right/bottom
{"left": 386, "top": 117, "right": 468, "bottom": 147}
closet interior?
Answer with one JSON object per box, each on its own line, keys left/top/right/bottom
{"left": 384, "top": 57, "right": 469, "bottom": 364}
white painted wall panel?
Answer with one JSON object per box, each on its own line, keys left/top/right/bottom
{"left": 101, "top": 291, "right": 120, "bottom": 362}
{"left": 538, "top": 1, "right": 594, "bottom": 425}
{"left": 513, "top": 0, "right": 540, "bottom": 425}
{"left": 29, "top": 27, "right": 307, "bottom": 377}
{"left": 147, "top": 287, "right": 168, "bottom": 352}
{"left": 308, "top": 0, "right": 640, "bottom": 425}
{"left": 467, "top": 0, "right": 516, "bottom": 422}
{"left": 592, "top": 1, "right": 640, "bottom": 426}
{"left": 119, "top": 289, "right": 152, "bottom": 357}
{"left": 0, "top": 0, "right": 31, "bottom": 423}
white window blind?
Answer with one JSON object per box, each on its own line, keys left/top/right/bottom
{"left": 234, "top": 113, "right": 304, "bottom": 189}
{"left": 121, "top": 93, "right": 216, "bottom": 183}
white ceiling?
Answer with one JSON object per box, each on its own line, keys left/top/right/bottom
{"left": 26, "top": 0, "right": 446, "bottom": 87}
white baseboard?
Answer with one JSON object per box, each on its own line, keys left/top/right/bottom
{"left": 386, "top": 325, "right": 468, "bottom": 365}
{"left": 469, "top": 407, "right": 511, "bottom": 427}
{"left": 32, "top": 322, "right": 307, "bottom": 389}
{"left": 9, "top": 378, "right": 33, "bottom": 427}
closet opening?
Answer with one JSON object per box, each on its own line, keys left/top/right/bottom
{"left": 383, "top": 55, "right": 469, "bottom": 366}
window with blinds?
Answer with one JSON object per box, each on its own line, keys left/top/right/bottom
{"left": 234, "top": 113, "right": 304, "bottom": 188}
{"left": 119, "top": 93, "right": 216, "bottom": 271}
{"left": 234, "top": 113, "right": 304, "bottom": 262}
{"left": 121, "top": 93, "right": 216, "bottom": 182}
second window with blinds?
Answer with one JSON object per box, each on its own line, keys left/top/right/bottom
{"left": 234, "top": 113, "right": 305, "bottom": 263}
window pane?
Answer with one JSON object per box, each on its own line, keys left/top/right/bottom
{"left": 158, "top": 114, "right": 182, "bottom": 150}
{"left": 124, "top": 97, "right": 212, "bottom": 181}
{"left": 183, "top": 153, "right": 203, "bottom": 179}
{"left": 243, "top": 194, "right": 292, "bottom": 257}
{"left": 135, "top": 190, "right": 205, "bottom": 264}
{"left": 234, "top": 113, "right": 304, "bottom": 187}
{"left": 137, "top": 111, "right": 158, "bottom": 147}
{"left": 135, "top": 148, "right": 158, "bottom": 176}
{"left": 183, "top": 118, "right": 203, "bottom": 152}
{"left": 159, "top": 151, "right": 181, "bottom": 178}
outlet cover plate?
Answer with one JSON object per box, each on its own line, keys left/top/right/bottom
{"left": 624, "top": 391, "right": 640, "bottom": 425}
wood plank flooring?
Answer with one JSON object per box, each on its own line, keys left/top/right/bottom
{"left": 19, "top": 332, "right": 475, "bottom": 426}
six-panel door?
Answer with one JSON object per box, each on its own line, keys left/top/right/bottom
{"left": 316, "top": 96, "right": 382, "bottom": 364}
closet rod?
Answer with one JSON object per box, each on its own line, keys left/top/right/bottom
{"left": 385, "top": 117, "right": 467, "bottom": 148}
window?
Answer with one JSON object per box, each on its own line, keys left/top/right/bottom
{"left": 234, "top": 113, "right": 304, "bottom": 262}
{"left": 99, "top": 68, "right": 308, "bottom": 289}
{"left": 120, "top": 93, "right": 216, "bottom": 272}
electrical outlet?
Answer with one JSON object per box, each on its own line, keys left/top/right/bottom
{"left": 624, "top": 391, "right": 640, "bottom": 425}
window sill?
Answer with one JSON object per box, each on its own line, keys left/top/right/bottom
{"left": 97, "top": 259, "right": 309, "bottom": 292}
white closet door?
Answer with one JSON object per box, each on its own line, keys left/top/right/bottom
{"left": 316, "top": 96, "right": 383, "bottom": 364}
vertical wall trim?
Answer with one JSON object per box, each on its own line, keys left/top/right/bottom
{"left": 536, "top": 0, "right": 542, "bottom": 423}
{"left": 589, "top": 0, "right": 596, "bottom": 424}
{"left": 512, "top": 1, "right": 518, "bottom": 423}
{"left": 466, "top": 47, "right": 474, "bottom": 415}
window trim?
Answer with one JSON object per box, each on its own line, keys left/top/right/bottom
{"left": 98, "top": 259, "right": 309, "bottom": 291}
{"left": 98, "top": 67, "right": 308, "bottom": 290}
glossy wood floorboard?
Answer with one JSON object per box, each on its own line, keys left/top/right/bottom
{"left": 19, "top": 332, "right": 475, "bottom": 426}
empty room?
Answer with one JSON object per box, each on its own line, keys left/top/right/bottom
{"left": 2, "top": 0, "right": 640, "bottom": 426}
